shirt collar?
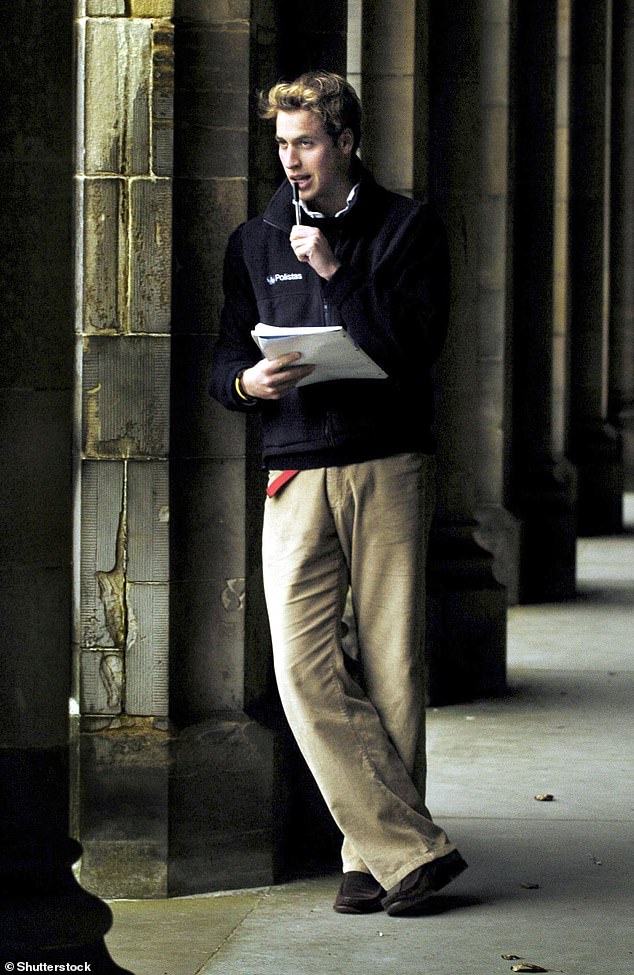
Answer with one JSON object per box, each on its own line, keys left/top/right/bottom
{"left": 299, "top": 183, "right": 360, "bottom": 220}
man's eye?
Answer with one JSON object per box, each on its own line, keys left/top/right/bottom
{"left": 301, "top": 140, "right": 313, "bottom": 147}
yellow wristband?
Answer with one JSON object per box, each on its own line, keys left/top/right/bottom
{"left": 235, "top": 371, "right": 256, "bottom": 404}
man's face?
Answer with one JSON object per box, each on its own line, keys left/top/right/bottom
{"left": 275, "top": 108, "right": 354, "bottom": 217}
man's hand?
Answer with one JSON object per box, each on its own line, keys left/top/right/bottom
{"left": 290, "top": 226, "right": 341, "bottom": 280}
{"left": 241, "top": 352, "right": 315, "bottom": 400}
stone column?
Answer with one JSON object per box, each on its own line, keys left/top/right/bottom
{"left": 568, "top": 0, "right": 624, "bottom": 534}
{"left": 509, "top": 0, "right": 577, "bottom": 601}
{"left": 422, "top": 0, "right": 507, "bottom": 702}
{"left": 608, "top": 0, "right": 634, "bottom": 489}
{"left": 0, "top": 2, "right": 131, "bottom": 969}
{"left": 471, "top": 0, "right": 521, "bottom": 604}
{"left": 361, "top": 0, "right": 416, "bottom": 197}
{"left": 75, "top": 1, "right": 174, "bottom": 897}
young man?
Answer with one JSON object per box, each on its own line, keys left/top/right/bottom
{"left": 210, "top": 70, "right": 467, "bottom": 915}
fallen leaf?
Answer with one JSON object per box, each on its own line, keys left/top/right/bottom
{"left": 511, "top": 965, "right": 549, "bottom": 973}
{"left": 521, "top": 882, "right": 540, "bottom": 889}
{"left": 502, "top": 955, "right": 523, "bottom": 960}
{"left": 534, "top": 793, "right": 554, "bottom": 801}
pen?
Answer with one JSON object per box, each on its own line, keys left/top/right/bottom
{"left": 292, "top": 181, "right": 302, "bottom": 225}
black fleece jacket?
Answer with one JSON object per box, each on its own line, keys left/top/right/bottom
{"left": 209, "top": 163, "right": 450, "bottom": 470}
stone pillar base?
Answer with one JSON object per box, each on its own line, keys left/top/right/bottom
{"left": 78, "top": 714, "right": 288, "bottom": 899}
{"left": 570, "top": 421, "right": 625, "bottom": 534}
{"left": 0, "top": 806, "right": 131, "bottom": 972}
{"left": 426, "top": 524, "right": 507, "bottom": 705}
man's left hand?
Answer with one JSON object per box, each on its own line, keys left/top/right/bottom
{"left": 290, "top": 226, "right": 341, "bottom": 280}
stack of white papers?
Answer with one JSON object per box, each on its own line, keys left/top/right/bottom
{"left": 251, "top": 323, "right": 387, "bottom": 387}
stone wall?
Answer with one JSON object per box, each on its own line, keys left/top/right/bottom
{"left": 75, "top": 0, "right": 175, "bottom": 896}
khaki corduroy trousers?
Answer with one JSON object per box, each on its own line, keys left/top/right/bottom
{"left": 262, "top": 452, "right": 455, "bottom": 890}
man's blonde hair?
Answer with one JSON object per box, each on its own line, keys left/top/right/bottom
{"left": 259, "top": 70, "right": 362, "bottom": 152}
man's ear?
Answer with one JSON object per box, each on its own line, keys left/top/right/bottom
{"left": 338, "top": 128, "right": 355, "bottom": 155}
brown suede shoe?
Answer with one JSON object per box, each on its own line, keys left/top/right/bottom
{"left": 333, "top": 871, "right": 386, "bottom": 914}
{"left": 382, "top": 849, "right": 468, "bottom": 916}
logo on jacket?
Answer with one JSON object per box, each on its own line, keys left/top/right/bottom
{"left": 266, "top": 272, "right": 304, "bottom": 285}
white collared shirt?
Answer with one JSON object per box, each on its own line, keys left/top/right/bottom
{"left": 299, "top": 183, "right": 360, "bottom": 220}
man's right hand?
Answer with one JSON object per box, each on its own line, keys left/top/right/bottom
{"left": 240, "top": 353, "right": 315, "bottom": 400}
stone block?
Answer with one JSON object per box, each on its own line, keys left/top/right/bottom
{"left": 127, "top": 461, "right": 170, "bottom": 583}
{"left": 80, "top": 650, "right": 124, "bottom": 715}
{"left": 84, "top": 19, "right": 152, "bottom": 176}
{"left": 82, "top": 335, "right": 171, "bottom": 458}
{"left": 171, "top": 177, "right": 247, "bottom": 334}
{"left": 169, "top": 715, "right": 280, "bottom": 894}
{"left": 81, "top": 177, "right": 126, "bottom": 333}
{"left": 79, "top": 460, "right": 125, "bottom": 650}
{"left": 362, "top": 0, "right": 415, "bottom": 74}
{"left": 174, "top": 21, "right": 249, "bottom": 93}
{"left": 170, "top": 579, "right": 246, "bottom": 721}
{"left": 86, "top": 0, "right": 126, "bottom": 13}
{"left": 130, "top": 0, "right": 174, "bottom": 15}
{"left": 152, "top": 21, "right": 174, "bottom": 177}
{"left": 171, "top": 334, "right": 247, "bottom": 460}
{"left": 79, "top": 727, "right": 170, "bottom": 898}
{"left": 126, "top": 583, "right": 170, "bottom": 716}
{"left": 361, "top": 76, "right": 413, "bottom": 193}
{"left": 170, "top": 458, "right": 245, "bottom": 582}
{"left": 129, "top": 178, "right": 172, "bottom": 333}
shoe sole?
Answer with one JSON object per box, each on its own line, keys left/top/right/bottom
{"left": 333, "top": 900, "right": 385, "bottom": 915}
{"left": 383, "top": 851, "right": 468, "bottom": 917}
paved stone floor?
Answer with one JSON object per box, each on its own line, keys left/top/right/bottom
{"left": 106, "top": 497, "right": 634, "bottom": 975}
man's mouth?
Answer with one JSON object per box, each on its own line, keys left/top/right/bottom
{"left": 292, "top": 176, "right": 311, "bottom": 191}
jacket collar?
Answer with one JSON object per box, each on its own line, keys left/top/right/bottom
{"left": 262, "top": 160, "right": 376, "bottom": 232}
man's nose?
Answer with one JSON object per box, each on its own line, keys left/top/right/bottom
{"left": 283, "top": 146, "right": 300, "bottom": 169}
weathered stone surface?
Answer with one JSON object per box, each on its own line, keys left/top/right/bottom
{"left": 82, "top": 335, "right": 171, "bottom": 458}
{"left": 127, "top": 461, "right": 170, "bottom": 582}
{"left": 170, "top": 458, "right": 247, "bottom": 719}
{"left": 82, "top": 177, "right": 126, "bottom": 333}
{"left": 170, "top": 579, "right": 246, "bottom": 720}
{"left": 169, "top": 715, "right": 278, "bottom": 894}
{"left": 86, "top": 0, "right": 126, "bottom": 13}
{"left": 126, "top": 582, "right": 170, "bottom": 716}
{"left": 173, "top": 20, "right": 249, "bottom": 180}
{"left": 84, "top": 19, "right": 152, "bottom": 176}
{"left": 130, "top": 0, "right": 174, "bottom": 15}
{"left": 79, "top": 726, "right": 170, "bottom": 898}
{"left": 80, "top": 650, "right": 124, "bottom": 716}
{"left": 80, "top": 461, "right": 125, "bottom": 650}
{"left": 129, "top": 178, "right": 172, "bottom": 332}
{"left": 170, "top": 458, "right": 245, "bottom": 582}
{"left": 152, "top": 20, "right": 174, "bottom": 177}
